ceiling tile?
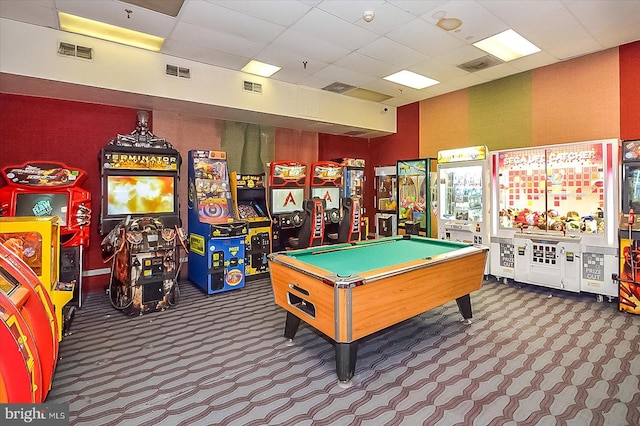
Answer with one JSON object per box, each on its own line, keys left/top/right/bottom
{"left": 357, "top": 36, "right": 430, "bottom": 69}
{"left": 211, "top": 0, "right": 312, "bottom": 26}
{"left": 271, "top": 28, "right": 351, "bottom": 63}
{"left": 171, "top": 21, "right": 265, "bottom": 57}
{"left": 386, "top": 17, "right": 465, "bottom": 57}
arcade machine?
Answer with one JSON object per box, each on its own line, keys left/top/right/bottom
{"left": 334, "top": 158, "right": 367, "bottom": 239}
{"left": 0, "top": 243, "right": 57, "bottom": 401}
{"left": 268, "top": 161, "right": 308, "bottom": 252}
{"left": 188, "top": 150, "right": 248, "bottom": 294}
{"left": 0, "top": 161, "right": 91, "bottom": 312}
{"left": 310, "top": 161, "right": 343, "bottom": 242}
{"left": 99, "top": 111, "right": 185, "bottom": 314}
{"left": 490, "top": 139, "right": 619, "bottom": 299}
{"left": 0, "top": 216, "right": 71, "bottom": 342}
{"left": 397, "top": 158, "right": 438, "bottom": 237}
{"left": 437, "top": 146, "right": 490, "bottom": 273}
{"left": 615, "top": 139, "right": 640, "bottom": 314}
{"left": 231, "top": 172, "right": 271, "bottom": 280}
{"left": 374, "top": 165, "right": 397, "bottom": 238}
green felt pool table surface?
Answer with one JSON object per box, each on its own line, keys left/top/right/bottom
{"left": 281, "top": 236, "right": 471, "bottom": 277}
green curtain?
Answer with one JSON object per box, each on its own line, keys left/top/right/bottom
{"left": 221, "top": 121, "right": 274, "bottom": 175}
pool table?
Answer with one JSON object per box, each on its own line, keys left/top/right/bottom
{"left": 268, "top": 235, "right": 489, "bottom": 384}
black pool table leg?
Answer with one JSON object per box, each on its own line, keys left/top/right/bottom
{"left": 284, "top": 311, "right": 301, "bottom": 339}
{"left": 455, "top": 294, "right": 473, "bottom": 323}
{"left": 335, "top": 342, "right": 358, "bottom": 385}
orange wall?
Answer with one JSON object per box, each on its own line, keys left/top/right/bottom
{"left": 419, "top": 90, "right": 469, "bottom": 156}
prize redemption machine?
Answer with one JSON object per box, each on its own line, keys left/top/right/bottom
{"left": 0, "top": 162, "right": 91, "bottom": 325}
{"left": 230, "top": 173, "right": 271, "bottom": 280}
{"left": 268, "top": 161, "right": 308, "bottom": 252}
{"left": 437, "top": 146, "right": 490, "bottom": 273}
{"left": 397, "top": 158, "right": 438, "bottom": 237}
{"left": 99, "top": 121, "right": 185, "bottom": 315}
{"left": 490, "top": 139, "right": 619, "bottom": 300}
{"left": 374, "top": 165, "right": 397, "bottom": 238}
{"left": 310, "top": 161, "right": 343, "bottom": 242}
{"left": 334, "top": 158, "right": 367, "bottom": 240}
{"left": 616, "top": 139, "right": 640, "bottom": 314}
{"left": 188, "top": 150, "right": 248, "bottom": 294}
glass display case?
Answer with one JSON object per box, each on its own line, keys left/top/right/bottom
{"left": 374, "top": 165, "right": 397, "bottom": 237}
{"left": 397, "top": 158, "right": 437, "bottom": 237}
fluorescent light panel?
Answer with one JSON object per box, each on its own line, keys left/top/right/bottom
{"left": 241, "top": 60, "right": 281, "bottom": 77}
{"left": 473, "top": 29, "right": 540, "bottom": 62}
{"left": 384, "top": 70, "right": 439, "bottom": 90}
{"left": 58, "top": 12, "right": 164, "bottom": 52}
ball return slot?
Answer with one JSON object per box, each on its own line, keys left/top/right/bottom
{"left": 287, "top": 283, "right": 315, "bottom": 318}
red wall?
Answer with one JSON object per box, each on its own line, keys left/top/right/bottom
{"left": 0, "top": 93, "right": 142, "bottom": 292}
{"left": 620, "top": 41, "right": 640, "bottom": 140}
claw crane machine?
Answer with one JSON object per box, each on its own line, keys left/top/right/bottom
{"left": 397, "top": 158, "right": 438, "bottom": 237}
{"left": 437, "top": 146, "right": 490, "bottom": 273}
{"left": 490, "top": 139, "right": 619, "bottom": 298}
{"left": 374, "top": 165, "right": 397, "bottom": 238}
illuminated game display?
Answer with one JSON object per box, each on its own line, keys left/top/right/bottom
{"left": 268, "top": 161, "right": 307, "bottom": 252}
{"left": 231, "top": 173, "right": 271, "bottom": 280}
{"left": 437, "top": 146, "right": 490, "bottom": 273}
{"left": 397, "top": 158, "right": 438, "bottom": 237}
{"left": 310, "top": 161, "right": 342, "bottom": 242}
{"left": 616, "top": 139, "right": 640, "bottom": 314}
{"left": 490, "top": 139, "right": 619, "bottom": 297}
{"left": 334, "top": 158, "right": 366, "bottom": 239}
{"left": 188, "top": 150, "right": 248, "bottom": 294}
{"left": 99, "top": 111, "right": 185, "bottom": 315}
{"left": 0, "top": 161, "right": 91, "bottom": 308}
{"left": 374, "top": 165, "right": 397, "bottom": 237}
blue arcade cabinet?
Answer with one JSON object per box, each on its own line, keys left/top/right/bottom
{"left": 187, "top": 150, "right": 248, "bottom": 294}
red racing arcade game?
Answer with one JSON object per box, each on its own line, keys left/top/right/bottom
{"left": 268, "top": 161, "right": 308, "bottom": 252}
{"left": 0, "top": 162, "right": 91, "bottom": 309}
{"left": 99, "top": 111, "right": 185, "bottom": 315}
{"left": 310, "top": 161, "right": 342, "bottom": 243}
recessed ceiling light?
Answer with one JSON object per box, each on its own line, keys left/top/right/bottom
{"left": 473, "top": 29, "right": 540, "bottom": 62}
{"left": 383, "top": 70, "right": 439, "bottom": 90}
{"left": 58, "top": 12, "right": 164, "bottom": 51}
{"left": 241, "top": 60, "right": 281, "bottom": 78}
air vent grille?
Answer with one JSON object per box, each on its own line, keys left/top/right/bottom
{"left": 58, "top": 42, "right": 93, "bottom": 60}
{"left": 457, "top": 55, "right": 503, "bottom": 73}
{"left": 243, "top": 81, "right": 262, "bottom": 94}
{"left": 166, "top": 64, "right": 191, "bottom": 79}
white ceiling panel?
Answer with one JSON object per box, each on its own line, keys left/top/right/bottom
{"left": 1, "top": 0, "right": 638, "bottom": 110}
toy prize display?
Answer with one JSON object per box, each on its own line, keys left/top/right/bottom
{"left": 188, "top": 150, "right": 247, "bottom": 294}
{"left": 0, "top": 161, "right": 91, "bottom": 308}
{"left": 397, "top": 158, "right": 438, "bottom": 237}
{"left": 490, "top": 139, "right": 619, "bottom": 298}
{"left": 268, "top": 161, "right": 307, "bottom": 252}
{"left": 374, "top": 165, "right": 397, "bottom": 238}
{"left": 231, "top": 173, "right": 271, "bottom": 280}
{"left": 437, "top": 146, "right": 490, "bottom": 273}
{"left": 99, "top": 111, "right": 185, "bottom": 314}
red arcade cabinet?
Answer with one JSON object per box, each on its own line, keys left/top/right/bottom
{"left": 268, "top": 161, "right": 308, "bottom": 252}
{"left": 0, "top": 162, "right": 91, "bottom": 308}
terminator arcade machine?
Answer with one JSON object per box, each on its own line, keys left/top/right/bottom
{"left": 374, "top": 165, "right": 397, "bottom": 238}
{"left": 268, "top": 161, "right": 307, "bottom": 252}
{"left": 0, "top": 162, "right": 91, "bottom": 308}
{"left": 490, "top": 139, "right": 619, "bottom": 299}
{"left": 310, "top": 161, "right": 343, "bottom": 242}
{"left": 188, "top": 150, "right": 248, "bottom": 294}
{"left": 99, "top": 112, "right": 184, "bottom": 314}
{"left": 437, "top": 146, "right": 490, "bottom": 273}
{"left": 231, "top": 172, "right": 271, "bottom": 280}
{"left": 616, "top": 139, "right": 640, "bottom": 314}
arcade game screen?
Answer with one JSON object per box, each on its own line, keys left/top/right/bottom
{"left": 271, "top": 188, "right": 304, "bottom": 214}
{"left": 106, "top": 175, "right": 175, "bottom": 215}
{"left": 15, "top": 193, "right": 69, "bottom": 226}
{"left": 311, "top": 187, "right": 340, "bottom": 210}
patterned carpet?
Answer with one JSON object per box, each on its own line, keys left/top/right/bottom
{"left": 47, "top": 276, "right": 640, "bottom": 426}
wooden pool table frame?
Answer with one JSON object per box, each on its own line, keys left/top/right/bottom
{"left": 268, "top": 236, "right": 489, "bottom": 383}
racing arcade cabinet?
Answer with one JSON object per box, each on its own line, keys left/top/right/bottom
{"left": 268, "top": 161, "right": 307, "bottom": 252}
{"left": 310, "top": 161, "right": 342, "bottom": 243}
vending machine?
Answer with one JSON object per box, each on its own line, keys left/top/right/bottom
{"left": 188, "top": 150, "right": 247, "bottom": 295}
{"left": 310, "top": 161, "right": 342, "bottom": 242}
{"left": 437, "top": 146, "right": 490, "bottom": 272}
{"left": 490, "top": 139, "right": 619, "bottom": 298}
{"left": 374, "top": 165, "right": 397, "bottom": 237}
{"left": 268, "top": 161, "right": 307, "bottom": 252}
{"left": 231, "top": 173, "right": 271, "bottom": 280}
{"left": 397, "top": 158, "right": 438, "bottom": 237}
{"left": 617, "top": 139, "right": 640, "bottom": 314}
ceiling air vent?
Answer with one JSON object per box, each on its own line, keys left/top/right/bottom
{"left": 166, "top": 64, "right": 191, "bottom": 79}
{"left": 322, "top": 82, "right": 356, "bottom": 94}
{"left": 58, "top": 42, "right": 93, "bottom": 60}
{"left": 243, "top": 81, "right": 263, "bottom": 94}
{"left": 457, "top": 55, "right": 503, "bottom": 73}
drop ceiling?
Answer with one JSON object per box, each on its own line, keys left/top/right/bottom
{"left": 1, "top": 0, "right": 639, "bottom": 109}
